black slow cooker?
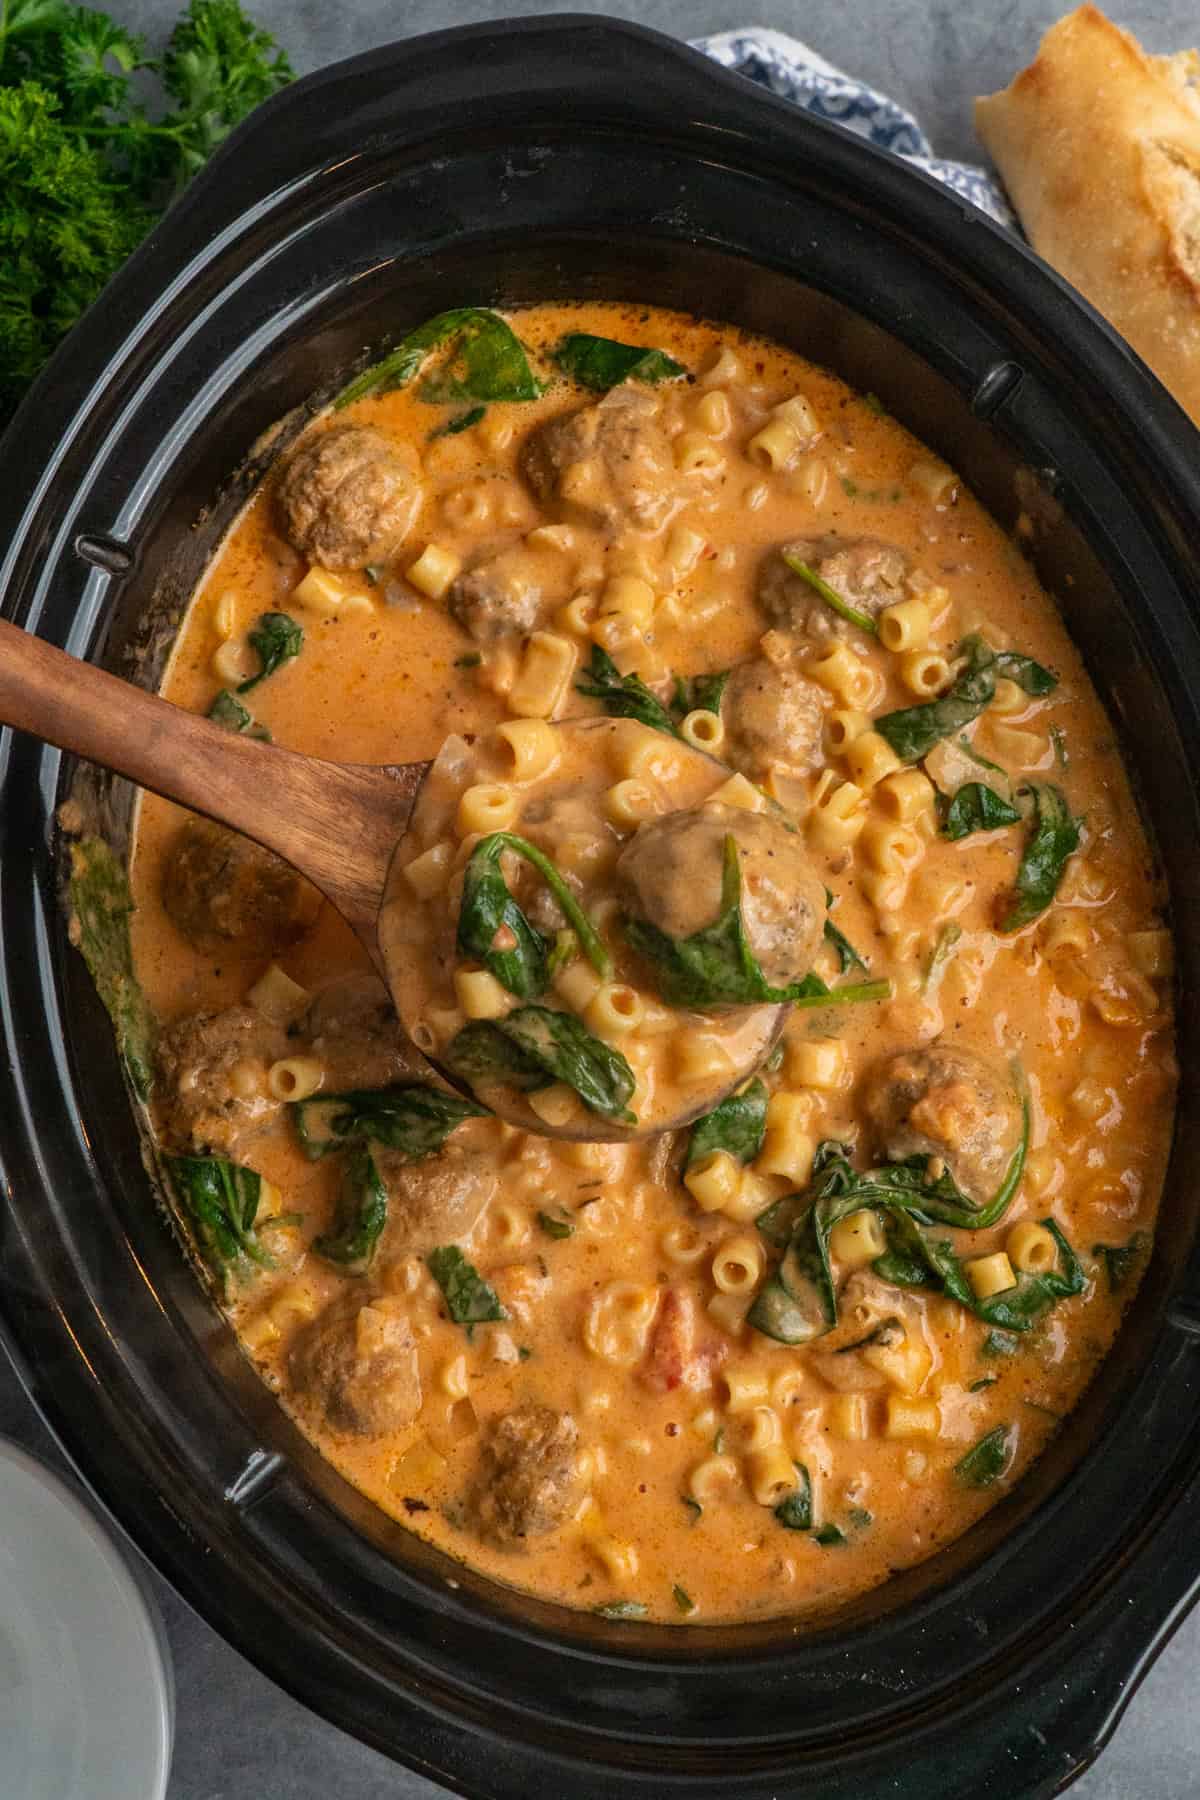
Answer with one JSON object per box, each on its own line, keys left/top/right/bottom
{"left": 2, "top": 18, "right": 1200, "bottom": 1798}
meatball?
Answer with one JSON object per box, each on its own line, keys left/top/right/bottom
{"left": 447, "top": 539, "right": 572, "bottom": 643}
{"left": 161, "top": 818, "right": 321, "bottom": 959}
{"left": 376, "top": 1142, "right": 497, "bottom": 1256}
{"left": 157, "top": 1004, "right": 289, "bottom": 1153}
{"left": 276, "top": 424, "right": 422, "bottom": 571}
{"left": 289, "top": 1296, "right": 421, "bottom": 1436}
{"left": 759, "top": 534, "right": 910, "bottom": 638}
{"left": 473, "top": 1404, "right": 583, "bottom": 1546}
{"left": 617, "top": 803, "right": 827, "bottom": 993}
{"left": 520, "top": 386, "right": 680, "bottom": 533}
{"left": 864, "top": 1044, "right": 1022, "bottom": 1204}
{"left": 303, "top": 974, "right": 429, "bottom": 1092}
{"left": 723, "top": 657, "right": 826, "bottom": 781}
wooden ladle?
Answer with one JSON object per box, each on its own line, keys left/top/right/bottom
{"left": 0, "top": 618, "right": 784, "bottom": 1139}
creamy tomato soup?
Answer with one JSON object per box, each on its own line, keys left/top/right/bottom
{"left": 113, "top": 301, "right": 1175, "bottom": 1624}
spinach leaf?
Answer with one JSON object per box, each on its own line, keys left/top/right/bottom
{"left": 547, "top": 929, "right": 577, "bottom": 981}
{"left": 880, "top": 1211, "right": 1083, "bottom": 1334}
{"left": 537, "top": 1208, "right": 575, "bottom": 1240}
{"left": 314, "top": 1143, "right": 387, "bottom": 1272}
{"left": 941, "top": 782, "right": 1022, "bottom": 840}
{"left": 923, "top": 921, "right": 962, "bottom": 994}
{"left": 166, "top": 1154, "right": 272, "bottom": 1286}
{"left": 1093, "top": 1232, "right": 1149, "bottom": 1293}
{"left": 498, "top": 1006, "right": 636, "bottom": 1123}
{"left": 773, "top": 1465, "right": 813, "bottom": 1531}
{"left": 999, "top": 784, "right": 1081, "bottom": 932}
{"left": 431, "top": 404, "right": 486, "bottom": 438}
{"left": 575, "top": 644, "right": 679, "bottom": 736}
{"left": 982, "top": 1328, "right": 1019, "bottom": 1359}
{"left": 1051, "top": 725, "right": 1069, "bottom": 770}
{"left": 442, "top": 1021, "right": 549, "bottom": 1092}
{"left": 781, "top": 552, "right": 878, "bottom": 635}
{"left": 968, "top": 1376, "right": 997, "bottom": 1393}
{"left": 427, "top": 1244, "right": 507, "bottom": 1331}
{"left": 686, "top": 1079, "right": 768, "bottom": 1169}
{"left": 824, "top": 916, "right": 869, "bottom": 974}
{"left": 672, "top": 671, "right": 730, "bottom": 718}
{"left": 554, "top": 333, "right": 685, "bottom": 392}
{"left": 814, "top": 1524, "right": 847, "bottom": 1547}
{"left": 208, "top": 688, "right": 272, "bottom": 740}
{"left": 624, "top": 832, "right": 890, "bottom": 1010}
{"left": 746, "top": 1269, "right": 828, "bottom": 1345}
{"left": 672, "top": 1584, "right": 697, "bottom": 1615}
{"left": 292, "top": 1083, "right": 484, "bottom": 1160}
{"left": 877, "top": 636, "right": 1058, "bottom": 764}
{"left": 955, "top": 1425, "right": 1013, "bottom": 1489}
{"left": 237, "top": 611, "right": 302, "bottom": 693}
{"left": 68, "top": 837, "right": 157, "bottom": 1100}
{"left": 337, "top": 308, "right": 542, "bottom": 408}
{"left": 458, "top": 832, "right": 611, "bottom": 995}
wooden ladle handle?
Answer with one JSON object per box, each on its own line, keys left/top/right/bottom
{"left": 0, "top": 618, "right": 423, "bottom": 942}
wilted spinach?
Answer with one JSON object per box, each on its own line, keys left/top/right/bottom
{"left": 998, "top": 784, "right": 1080, "bottom": 932}
{"left": 166, "top": 1154, "right": 273, "bottom": 1286}
{"left": 955, "top": 1425, "right": 1013, "bottom": 1489}
{"left": 427, "top": 1245, "right": 507, "bottom": 1331}
{"left": 458, "top": 832, "right": 610, "bottom": 997}
{"left": 686, "top": 1079, "right": 768, "bottom": 1169}
{"left": 781, "top": 552, "right": 877, "bottom": 635}
{"left": 773, "top": 1464, "right": 814, "bottom": 1531}
{"left": 68, "top": 838, "right": 157, "bottom": 1100}
{"left": 671, "top": 671, "right": 730, "bottom": 719}
{"left": 207, "top": 688, "right": 271, "bottom": 740}
{"left": 554, "top": 333, "right": 685, "bottom": 391}
{"left": 314, "top": 1143, "right": 387, "bottom": 1272}
{"left": 237, "top": 612, "right": 302, "bottom": 693}
{"left": 575, "top": 644, "right": 679, "bottom": 736}
{"left": 292, "top": 1083, "right": 484, "bottom": 1160}
{"left": 445, "top": 1007, "right": 636, "bottom": 1124}
{"left": 337, "top": 308, "right": 542, "bottom": 409}
{"left": 941, "top": 782, "right": 1022, "bottom": 840}
{"left": 876, "top": 635, "right": 1056, "bottom": 763}
{"left": 1093, "top": 1232, "right": 1150, "bottom": 1293}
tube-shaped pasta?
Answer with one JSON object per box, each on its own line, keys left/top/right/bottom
{"left": 210, "top": 637, "right": 257, "bottom": 685}
{"left": 884, "top": 1395, "right": 940, "bottom": 1440}
{"left": 604, "top": 777, "right": 661, "bottom": 829}
{"left": 898, "top": 650, "right": 951, "bottom": 698}
{"left": 589, "top": 613, "right": 645, "bottom": 673}
{"left": 991, "top": 725, "right": 1046, "bottom": 769}
{"left": 661, "top": 1222, "right": 710, "bottom": 1266}
{"left": 694, "top": 389, "right": 732, "bottom": 437}
{"left": 584, "top": 1282, "right": 660, "bottom": 1366}
{"left": 1006, "top": 1220, "right": 1058, "bottom": 1274}
{"left": 879, "top": 597, "right": 931, "bottom": 654}
{"left": 585, "top": 983, "right": 645, "bottom": 1038}
{"left": 457, "top": 783, "right": 518, "bottom": 836}
{"left": 266, "top": 1056, "right": 323, "bottom": 1101}
{"left": 496, "top": 718, "right": 561, "bottom": 781}
{"left": 680, "top": 709, "right": 726, "bottom": 755}
{"left": 524, "top": 522, "right": 575, "bottom": 552}
{"left": 454, "top": 968, "right": 512, "bottom": 1021}
{"left": 557, "top": 593, "right": 596, "bottom": 637}
{"left": 527, "top": 1083, "right": 582, "bottom": 1128}
{"left": 555, "top": 958, "right": 604, "bottom": 1011}
{"left": 491, "top": 1202, "right": 530, "bottom": 1250}
{"left": 707, "top": 772, "right": 766, "bottom": 813}
{"left": 406, "top": 543, "right": 462, "bottom": 599}
{"left": 589, "top": 1535, "right": 639, "bottom": 1580}
{"left": 509, "top": 632, "right": 576, "bottom": 719}
{"left": 675, "top": 1035, "right": 736, "bottom": 1084}
{"left": 846, "top": 730, "right": 903, "bottom": 791}
{"left": 440, "top": 1354, "right": 470, "bottom": 1400}
{"left": 720, "top": 1367, "right": 770, "bottom": 1412}
{"left": 675, "top": 433, "right": 725, "bottom": 475}
{"left": 908, "top": 459, "right": 958, "bottom": 504}
{"left": 402, "top": 840, "right": 454, "bottom": 900}
{"left": 755, "top": 1091, "right": 815, "bottom": 1185}
{"left": 211, "top": 587, "right": 238, "bottom": 638}
{"left": 964, "top": 1251, "right": 1017, "bottom": 1300}
{"left": 688, "top": 1453, "right": 740, "bottom": 1505}
{"left": 684, "top": 1149, "right": 742, "bottom": 1214}
{"left": 829, "top": 1207, "right": 886, "bottom": 1268}
{"left": 609, "top": 720, "right": 684, "bottom": 782}
{"left": 702, "top": 345, "right": 742, "bottom": 387}
{"left": 293, "top": 567, "right": 372, "bottom": 617}
{"left": 598, "top": 575, "right": 655, "bottom": 629}
{"left": 711, "top": 1234, "right": 766, "bottom": 1295}
{"left": 247, "top": 963, "right": 312, "bottom": 1023}
{"left": 741, "top": 1405, "right": 783, "bottom": 1453}
{"left": 786, "top": 1037, "right": 848, "bottom": 1090}
{"left": 877, "top": 768, "right": 937, "bottom": 824}
{"left": 807, "top": 778, "right": 867, "bottom": 855}
{"left": 826, "top": 708, "right": 872, "bottom": 752}
{"left": 707, "top": 1291, "right": 751, "bottom": 1336}
{"left": 990, "top": 677, "right": 1027, "bottom": 716}
{"left": 860, "top": 868, "right": 909, "bottom": 911}
{"left": 861, "top": 820, "right": 924, "bottom": 876}
{"left": 861, "top": 1328, "right": 932, "bottom": 1396}
{"left": 746, "top": 1442, "right": 800, "bottom": 1507}
{"left": 829, "top": 1393, "right": 871, "bottom": 1441}
{"left": 806, "top": 641, "right": 875, "bottom": 709}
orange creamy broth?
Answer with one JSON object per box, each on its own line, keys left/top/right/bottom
{"left": 127, "top": 300, "right": 1176, "bottom": 1623}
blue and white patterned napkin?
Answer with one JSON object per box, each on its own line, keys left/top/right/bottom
{"left": 695, "top": 28, "right": 1016, "bottom": 230}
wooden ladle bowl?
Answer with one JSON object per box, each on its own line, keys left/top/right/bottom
{"left": 0, "top": 618, "right": 785, "bottom": 1139}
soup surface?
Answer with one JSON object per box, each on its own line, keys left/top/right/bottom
{"left": 118, "top": 301, "right": 1176, "bottom": 1624}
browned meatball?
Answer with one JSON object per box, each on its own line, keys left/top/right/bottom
{"left": 864, "top": 1044, "right": 1022, "bottom": 1204}
{"left": 520, "top": 386, "right": 680, "bottom": 533}
{"left": 162, "top": 818, "right": 321, "bottom": 959}
{"left": 723, "top": 657, "right": 826, "bottom": 780}
{"left": 473, "top": 1404, "right": 583, "bottom": 1546}
{"left": 447, "top": 539, "right": 572, "bottom": 643}
{"left": 758, "top": 534, "right": 910, "bottom": 638}
{"left": 617, "top": 803, "right": 826, "bottom": 993}
{"left": 157, "top": 1004, "right": 290, "bottom": 1153}
{"left": 303, "top": 974, "right": 429, "bottom": 1092}
{"left": 276, "top": 424, "right": 422, "bottom": 571}
{"left": 289, "top": 1296, "right": 421, "bottom": 1436}
{"left": 376, "top": 1142, "right": 497, "bottom": 1256}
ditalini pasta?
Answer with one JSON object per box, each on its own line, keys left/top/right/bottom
{"left": 109, "top": 299, "right": 1173, "bottom": 1627}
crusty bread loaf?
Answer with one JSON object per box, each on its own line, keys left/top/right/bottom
{"left": 976, "top": 6, "right": 1200, "bottom": 424}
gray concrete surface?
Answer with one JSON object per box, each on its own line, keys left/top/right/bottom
{"left": 4, "top": 2, "right": 1198, "bottom": 1795}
